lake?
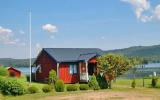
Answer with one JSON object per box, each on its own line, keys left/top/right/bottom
{"left": 145, "top": 63, "right": 160, "bottom": 68}
{"left": 17, "top": 63, "right": 160, "bottom": 75}
{"left": 16, "top": 67, "right": 36, "bottom": 75}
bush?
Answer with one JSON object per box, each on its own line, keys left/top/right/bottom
{"left": 0, "top": 66, "right": 8, "bottom": 76}
{"left": 0, "top": 78, "right": 25, "bottom": 96}
{"left": 79, "top": 84, "right": 89, "bottom": 90}
{"left": 55, "top": 80, "right": 65, "bottom": 92}
{"left": 49, "top": 70, "right": 57, "bottom": 85}
{"left": 151, "top": 77, "right": 158, "bottom": 88}
{"left": 0, "top": 77, "right": 4, "bottom": 90}
{"left": 96, "top": 74, "right": 108, "bottom": 89}
{"left": 88, "top": 75, "right": 100, "bottom": 90}
{"left": 42, "top": 85, "right": 52, "bottom": 93}
{"left": 66, "top": 84, "right": 78, "bottom": 91}
{"left": 28, "top": 86, "right": 39, "bottom": 94}
{"left": 131, "top": 79, "right": 136, "bottom": 88}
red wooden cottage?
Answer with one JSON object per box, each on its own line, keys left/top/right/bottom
{"left": 33, "top": 48, "right": 104, "bottom": 83}
{"left": 8, "top": 67, "right": 21, "bottom": 77}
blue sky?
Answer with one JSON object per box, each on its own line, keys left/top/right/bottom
{"left": 0, "top": 0, "right": 160, "bottom": 59}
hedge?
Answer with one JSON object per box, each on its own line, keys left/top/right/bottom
{"left": 28, "top": 86, "right": 39, "bottom": 94}
{"left": 42, "top": 85, "right": 52, "bottom": 93}
{"left": 79, "top": 84, "right": 89, "bottom": 90}
{"left": 55, "top": 80, "right": 65, "bottom": 92}
{"left": 66, "top": 84, "right": 79, "bottom": 91}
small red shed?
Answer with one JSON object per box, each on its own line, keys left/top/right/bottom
{"left": 8, "top": 67, "right": 21, "bottom": 77}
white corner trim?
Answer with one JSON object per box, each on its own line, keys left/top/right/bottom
{"left": 57, "top": 63, "right": 59, "bottom": 78}
{"left": 85, "top": 61, "right": 89, "bottom": 81}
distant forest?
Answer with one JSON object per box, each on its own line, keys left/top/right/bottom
{"left": 105, "top": 45, "right": 160, "bottom": 63}
{"left": 0, "top": 58, "right": 35, "bottom": 67}
{"left": 0, "top": 45, "right": 160, "bottom": 67}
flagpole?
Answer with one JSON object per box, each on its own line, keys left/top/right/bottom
{"left": 29, "top": 11, "right": 32, "bottom": 83}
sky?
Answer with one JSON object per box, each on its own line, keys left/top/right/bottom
{"left": 0, "top": 0, "right": 160, "bottom": 59}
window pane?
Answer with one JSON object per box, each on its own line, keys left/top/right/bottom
{"left": 69, "top": 65, "right": 73, "bottom": 74}
{"left": 74, "top": 64, "right": 77, "bottom": 74}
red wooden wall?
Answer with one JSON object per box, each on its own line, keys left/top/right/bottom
{"left": 8, "top": 67, "right": 21, "bottom": 77}
{"left": 35, "top": 51, "right": 57, "bottom": 82}
{"left": 59, "top": 63, "right": 79, "bottom": 83}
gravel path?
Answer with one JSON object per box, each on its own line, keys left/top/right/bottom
{"left": 39, "top": 91, "right": 158, "bottom": 100}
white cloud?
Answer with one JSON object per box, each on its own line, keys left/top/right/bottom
{"left": 0, "top": 26, "right": 12, "bottom": 33}
{"left": 154, "top": 5, "right": 160, "bottom": 20}
{"left": 42, "top": 24, "right": 57, "bottom": 33}
{"left": 121, "top": 0, "right": 151, "bottom": 22}
{"left": 0, "top": 26, "right": 25, "bottom": 46}
{"left": 121, "top": 0, "right": 160, "bottom": 22}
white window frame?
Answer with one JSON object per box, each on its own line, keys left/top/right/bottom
{"left": 69, "top": 64, "right": 77, "bottom": 74}
{"left": 37, "top": 64, "right": 42, "bottom": 73}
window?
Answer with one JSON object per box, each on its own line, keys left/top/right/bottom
{"left": 69, "top": 65, "right": 74, "bottom": 74}
{"left": 73, "top": 65, "right": 77, "bottom": 74}
{"left": 69, "top": 64, "right": 77, "bottom": 74}
{"left": 36, "top": 65, "right": 42, "bottom": 73}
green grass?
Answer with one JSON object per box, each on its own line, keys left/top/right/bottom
{"left": 0, "top": 93, "right": 4, "bottom": 100}
{"left": 113, "top": 78, "right": 160, "bottom": 88}
{"left": 4, "top": 90, "right": 94, "bottom": 100}
{"left": 1, "top": 77, "right": 160, "bottom": 100}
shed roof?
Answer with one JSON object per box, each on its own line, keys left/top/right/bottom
{"left": 43, "top": 48, "right": 104, "bottom": 62}
{"left": 7, "top": 67, "right": 21, "bottom": 73}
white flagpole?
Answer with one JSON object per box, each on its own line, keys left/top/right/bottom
{"left": 29, "top": 11, "right": 32, "bottom": 83}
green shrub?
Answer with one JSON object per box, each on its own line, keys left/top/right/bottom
{"left": 0, "top": 77, "right": 4, "bottom": 90}
{"left": 49, "top": 70, "right": 57, "bottom": 85}
{"left": 55, "top": 80, "right": 65, "bottom": 92}
{"left": 28, "top": 86, "right": 39, "bottom": 94}
{"left": 79, "top": 84, "right": 89, "bottom": 90}
{"left": 96, "top": 74, "right": 108, "bottom": 89}
{"left": 42, "top": 85, "right": 52, "bottom": 93}
{"left": 131, "top": 79, "right": 136, "bottom": 88}
{"left": 0, "top": 66, "right": 8, "bottom": 76}
{"left": 151, "top": 77, "right": 158, "bottom": 88}
{"left": 66, "top": 84, "right": 78, "bottom": 91}
{"left": 0, "top": 78, "right": 25, "bottom": 96}
{"left": 88, "top": 75, "right": 100, "bottom": 90}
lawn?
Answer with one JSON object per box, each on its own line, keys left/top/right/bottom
{"left": 1, "top": 78, "right": 160, "bottom": 100}
{"left": 113, "top": 78, "right": 160, "bottom": 88}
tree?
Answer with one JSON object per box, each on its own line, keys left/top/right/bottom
{"left": 97, "top": 53, "right": 133, "bottom": 88}
{"left": 48, "top": 70, "right": 57, "bottom": 85}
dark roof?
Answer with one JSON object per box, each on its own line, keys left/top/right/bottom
{"left": 43, "top": 48, "right": 104, "bottom": 62}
